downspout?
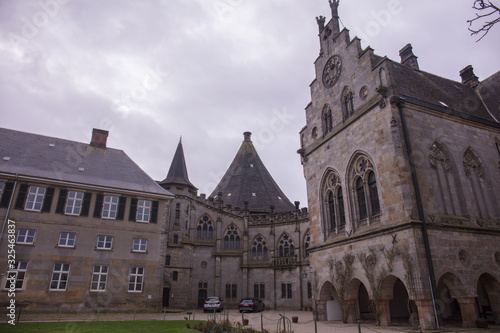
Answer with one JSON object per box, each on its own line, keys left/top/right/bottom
{"left": 295, "top": 201, "right": 303, "bottom": 310}
{"left": 391, "top": 97, "right": 441, "bottom": 330}
{"left": 0, "top": 174, "right": 19, "bottom": 247}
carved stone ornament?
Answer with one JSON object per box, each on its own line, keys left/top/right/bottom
{"left": 429, "top": 141, "right": 451, "bottom": 171}
{"left": 322, "top": 55, "right": 342, "bottom": 88}
{"left": 463, "top": 148, "right": 483, "bottom": 178}
{"left": 355, "top": 157, "right": 372, "bottom": 176}
{"left": 458, "top": 249, "right": 470, "bottom": 266}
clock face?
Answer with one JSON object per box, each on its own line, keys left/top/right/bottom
{"left": 322, "top": 55, "right": 342, "bottom": 88}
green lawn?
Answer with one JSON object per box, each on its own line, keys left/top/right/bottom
{"left": 0, "top": 320, "right": 203, "bottom": 333}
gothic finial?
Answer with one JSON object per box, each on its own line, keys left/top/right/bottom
{"left": 328, "top": 0, "right": 341, "bottom": 34}
{"left": 316, "top": 16, "right": 326, "bottom": 32}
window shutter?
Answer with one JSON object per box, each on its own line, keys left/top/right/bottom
{"left": 116, "top": 196, "right": 126, "bottom": 220}
{"left": 14, "top": 184, "right": 29, "bottom": 210}
{"left": 93, "top": 194, "right": 103, "bottom": 218}
{"left": 150, "top": 200, "right": 158, "bottom": 224}
{"left": 80, "top": 192, "right": 92, "bottom": 216}
{"left": 129, "top": 198, "right": 138, "bottom": 221}
{"left": 0, "top": 182, "right": 14, "bottom": 208}
{"left": 55, "top": 189, "right": 68, "bottom": 214}
{"left": 41, "top": 187, "right": 55, "bottom": 212}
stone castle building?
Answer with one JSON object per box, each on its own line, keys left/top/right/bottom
{"left": 300, "top": 1, "right": 500, "bottom": 329}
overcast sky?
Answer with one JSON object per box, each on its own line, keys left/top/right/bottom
{"left": 1, "top": 0, "right": 499, "bottom": 208}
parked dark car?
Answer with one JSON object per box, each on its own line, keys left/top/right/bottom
{"left": 203, "top": 296, "right": 224, "bottom": 312}
{"left": 239, "top": 297, "right": 265, "bottom": 313}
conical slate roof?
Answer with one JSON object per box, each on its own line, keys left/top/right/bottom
{"left": 160, "top": 138, "right": 197, "bottom": 191}
{"left": 209, "top": 132, "right": 295, "bottom": 212}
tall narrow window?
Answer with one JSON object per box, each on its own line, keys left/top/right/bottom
{"left": 328, "top": 191, "right": 335, "bottom": 231}
{"left": 128, "top": 267, "right": 144, "bottom": 292}
{"left": 337, "top": 187, "right": 346, "bottom": 227}
{"left": 304, "top": 232, "right": 311, "bottom": 258}
{"left": 4, "top": 262, "right": 27, "bottom": 290}
{"left": 50, "top": 263, "right": 70, "bottom": 290}
{"left": 102, "top": 195, "right": 119, "bottom": 219}
{"left": 225, "top": 283, "right": 237, "bottom": 299}
{"left": 356, "top": 177, "right": 368, "bottom": 220}
{"left": 65, "top": 191, "right": 83, "bottom": 215}
{"left": 25, "top": 186, "right": 46, "bottom": 211}
{"left": 90, "top": 265, "right": 108, "bottom": 291}
{"left": 281, "top": 283, "right": 292, "bottom": 299}
{"left": 367, "top": 171, "right": 380, "bottom": 216}
{"left": 136, "top": 200, "right": 151, "bottom": 222}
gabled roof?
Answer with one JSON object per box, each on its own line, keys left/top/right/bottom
{"left": 159, "top": 138, "right": 197, "bottom": 191}
{"left": 209, "top": 132, "right": 295, "bottom": 213}
{"left": 0, "top": 127, "right": 173, "bottom": 198}
{"left": 478, "top": 70, "right": 500, "bottom": 122}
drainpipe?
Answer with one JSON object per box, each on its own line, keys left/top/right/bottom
{"left": 391, "top": 97, "right": 441, "bottom": 330}
{"left": 0, "top": 174, "right": 19, "bottom": 247}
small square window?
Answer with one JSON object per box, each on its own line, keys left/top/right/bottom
{"left": 17, "top": 229, "right": 36, "bottom": 244}
{"left": 58, "top": 232, "right": 76, "bottom": 247}
{"left": 96, "top": 235, "right": 113, "bottom": 250}
{"left": 132, "top": 238, "right": 147, "bottom": 252}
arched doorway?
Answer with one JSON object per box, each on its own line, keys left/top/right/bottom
{"left": 437, "top": 273, "right": 466, "bottom": 326}
{"left": 317, "top": 281, "right": 341, "bottom": 321}
{"left": 476, "top": 273, "right": 500, "bottom": 324}
{"left": 389, "top": 278, "right": 414, "bottom": 325}
{"left": 162, "top": 281, "right": 171, "bottom": 308}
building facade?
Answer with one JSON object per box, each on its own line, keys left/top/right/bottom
{"left": 0, "top": 128, "right": 174, "bottom": 313}
{"left": 300, "top": 1, "right": 500, "bottom": 329}
{"left": 159, "top": 132, "right": 311, "bottom": 310}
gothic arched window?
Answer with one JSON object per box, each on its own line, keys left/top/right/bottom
{"left": 322, "top": 104, "right": 333, "bottom": 136}
{"left": 278, "top": 234, "right": 295, "bottom": 257}
{"left": 321, "top": 170, "right": 347, "bottom": 238}
{"left": 197, "top": 215, "right": 213, "bottom": 239}
{"left": 341, "top": 87, "right": 354, "bottom": 121}
{"left": 251, "top": 235, "right": 268, "bottom": 260}
{"left": 367, "top": 171, "right": 380, "bottom": 216}
{"left": 356, "top": 177, "right": 368, "bottom": 220}
{"left": 224, "top": 225, "right": 240, "bottom": 249}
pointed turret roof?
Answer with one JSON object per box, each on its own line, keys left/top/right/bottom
{"left": 160, "top": 138, "right": 197, "bottom": 191}
{"left": 209, "top": 132, "right": 295, "bottom": 212}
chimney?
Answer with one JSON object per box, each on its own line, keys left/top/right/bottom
{"left": 459, "top": 65, "right": 479, "bottom": 88}
{"left": 90, "top": 128, "right": 109, "bottom": 148}
{"left": 399, "top": 44, "right": 419, "bottom": 71}
{"left": 243, "top": 131, "right": 252, "bottom": 141}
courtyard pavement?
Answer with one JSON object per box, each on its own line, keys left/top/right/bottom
{"left": 14, "top": 309, "right": 500, "bottom": 332}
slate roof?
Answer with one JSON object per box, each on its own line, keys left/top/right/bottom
{"left": 0, "top": 127, "right": 173, "bottom": 197}
{"left": 386, "top": 59, "right": 499, "bottom": 125}
{"left": 159, "top": 138, "right": 197, "bottom": 191}
{"left": 477, "top": 70, "right": 500, "bottom": 122}
{"left": 209, "top": 132, "right": 295, "bottom": 213}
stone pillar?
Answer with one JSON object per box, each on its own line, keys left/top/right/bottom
{"left": 344, "top": 300, "right": 357, "bottom": 323}
{"left": 414, "top": 299, "right": 438, "bottom": 330}
{"left": 316, "top": 300, "right": 327, "bottom": 321}
{"left": 375, "top": 299, "right": 391, "bottom": 326}
{"left": 456, "top": 297, "right": 478, "bottom": 328}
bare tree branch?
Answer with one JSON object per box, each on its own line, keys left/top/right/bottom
{"left": 468, "top": 0, "right": 500, "bottom": 41}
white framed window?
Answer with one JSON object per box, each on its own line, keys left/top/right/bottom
{"left": 128, "top": 267, "right": 144, "bottom": 292}
{"left": 25, "top": 186, "right": 46, "bottom": 211}
{"left": 96, "top": 235, "right": 113, "bottom": 250}
{"left": 136, "top": 200, "right": 151, "bottom": 222}
{"left": 102, "top": 195, "right": 119, "bottom": 219}
{"left": 90, "top": 265, "right": 108, "bottom": 291}
{"left": 17, "top": 229, "right": 36, "bottom": 244}
{"left": 65, "top": 191, "right": 83, "bottom": 215}
{"left": 132, "top": 238, "right": 147, "bottom": 252}
{"left": 50, "top": 263, "right": 70, "bottom": 290}
{"left": 58, "top": 232, "right": 76, "bottom": 248}
{"left": 4, "top": 262, "right": 28, "bottom": 290}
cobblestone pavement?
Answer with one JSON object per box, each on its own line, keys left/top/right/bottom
{"left": 16, "top": 309, "right": 500, "bottom": 333}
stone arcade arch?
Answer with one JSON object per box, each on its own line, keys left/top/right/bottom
{"left": 317, "top": 281, "right": 342, "bottom": 321}
{"left": 476, "top": 272, "right": 500, "bottom": 324}
{"left": 437, "top": 272, "right": 467, "bottom": 327}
